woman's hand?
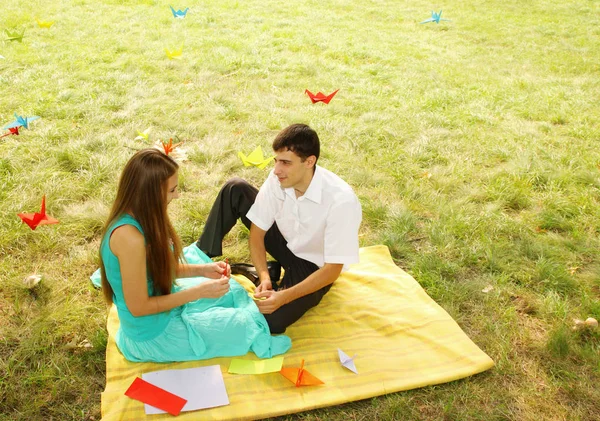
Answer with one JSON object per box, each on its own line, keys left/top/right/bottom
{"left": 194, "top": 276, "right": 230, "bottom": 299}
{"left": 202, "top": 261, "right": 230, "bottom": 279}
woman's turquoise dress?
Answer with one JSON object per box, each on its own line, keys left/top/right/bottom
{"left": 92, "top": 214, "right": 291, "bottom": 363}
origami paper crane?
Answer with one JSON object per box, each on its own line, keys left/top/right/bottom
{"left": 5, "top": 29, "right": 25, "bottom": 42}
{"left": 160, "top": 138, "right": 183, "bottom": 156}
{"left": 0, "top": 127, "right": 20, "bottom": 139}
{"left": 338, "top": 348, "right": 358, "bottom": 374}
{"left": 280, "top": 359, "right": 324, "bottom": 387}
{"left": 165, "top": 45, "right": 183, "bottom": 60}
{"left": 17, "top": 195, "right": 59, "bottom": 230}
{"left": 0, "top": 54, "right": 4, "bottom": 59}
{"left": 125, "top": 377, "right": 187, "bottom": 416}
{"left": 35, "top": 18, "right": 55, "bottom": 29}
{"left": 420, "top": 10, "right": 450, "bottom": 24}
{"left": 305, "top": 89, "right": 339, "bottom": 104}
{"left": 3, "top": 113, "right": 40, "bottom": 130}
{"left": 237, "top": 146, "right": 274, "bottom": 169}
{"left": 170, "top": 6, "right": 189, "bottom": 18}
{"left": 134, "top": 127, "right": 151, "bottom": 141}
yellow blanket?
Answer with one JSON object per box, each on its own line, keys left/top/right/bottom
{"left": 101, "top": 245, "right": 494, "bottom": 420}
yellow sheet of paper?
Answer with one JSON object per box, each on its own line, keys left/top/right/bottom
{"left": 228, "top": 357, "right": 284, "bottom": 374}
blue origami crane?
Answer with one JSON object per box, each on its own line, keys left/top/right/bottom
{"left": 170, "top": 6, "right": 189, "bottom": 18}
{"left": 420, "top": 10, "right": 450, "bottom": 24}
{"left": 3, "top": 113, "right": 40, "bottom": 130}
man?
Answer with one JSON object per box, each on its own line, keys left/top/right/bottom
{"left": 197, "top": 124, "right": 362, "bottom": 333}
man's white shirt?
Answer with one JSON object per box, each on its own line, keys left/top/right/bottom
{"left": 246, "top": 165, "right": 362, "bottom": 270}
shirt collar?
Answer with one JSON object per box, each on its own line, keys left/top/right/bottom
{"left": 279, "top": 166, "right": 323, "bottom": 203}
{"left": 302, "top": 165, "right": 322, "bottom": 204}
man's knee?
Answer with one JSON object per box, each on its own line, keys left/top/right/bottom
{"left": 265, "top": 316, "right": 288, "bottom": 335}
{"left": 223, "top": 177, "right": 251, "bottom": 193}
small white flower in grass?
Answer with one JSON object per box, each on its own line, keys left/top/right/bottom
{"left": 585, "top": 317, "right": 598, "bottom": 328}
{"left": 572, "top": 317, "right": 598, "bottom": 330}
{"left": 23, "top": 274, "right": 42, "bottom": 288}
{"left": 78, "top": 339, "right": 93, "bottom": 348}
{"left": 481, "top": 285, "right": 494, "bottom": 293}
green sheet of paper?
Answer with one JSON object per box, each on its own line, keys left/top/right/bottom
{"left": 228, "top": 357, "right": 284, "bottom": 374}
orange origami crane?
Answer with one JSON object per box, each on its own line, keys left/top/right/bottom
{"left": 161, "top": 138, "right": 183, "bottom": 156}
{"left": 305, "top": 89, "right": 339, "bottom": 104}
{"left": 280, "top": 359, "right": 324, "bottom": 387}
{"left": 0, "top": 127, "right": 19, "bottom": 138}
{"left": 17, "top": 195, "right": 59, "bottom": 230}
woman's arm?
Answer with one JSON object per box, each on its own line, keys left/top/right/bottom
{"left": 111, "top": 225, "right": 230, "bottom": 317}
{"left": 176, "top": 261, "right": 229, "bottom": 279}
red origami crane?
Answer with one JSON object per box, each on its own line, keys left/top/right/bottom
{"left": 161, "top": 138, "right": 183, "bottom": 156}
{"left": 0, "top": 126, "right": 20, "bottom": 138}
{"left": 305, "top": 89, "right": 339, "bottom": 104}
{"left": 17, "top": 195, "right": 59, "bottom": 230}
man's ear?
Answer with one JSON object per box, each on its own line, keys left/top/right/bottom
{"left": 305, "top": 155, "right": 317, "bottom": 168}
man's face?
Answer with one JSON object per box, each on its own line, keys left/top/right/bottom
{"left": 273, "top": 149, "right": 314, "bottom": 190}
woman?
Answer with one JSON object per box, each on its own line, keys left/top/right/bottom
{"left": 99, "top": 149, "right": 291, "bottom": 362}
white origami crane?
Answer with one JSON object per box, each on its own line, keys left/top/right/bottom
{"left": 338, "top": 348, "right": 358, "bottom": 374}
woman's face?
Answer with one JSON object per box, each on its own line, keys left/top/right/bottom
{"left": 166, "top": 172, "right": 180, "bottom": 205}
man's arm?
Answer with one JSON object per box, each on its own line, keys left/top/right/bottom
{"left": 249, "top": 223, "right": 272, "bottom": 292}
{"left": 255, "top": 263, "right": 342, "bottom": 314}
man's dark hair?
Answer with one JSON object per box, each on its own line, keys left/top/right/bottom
{"left": 272, "top": 124, "right": 320, "bottom": 162}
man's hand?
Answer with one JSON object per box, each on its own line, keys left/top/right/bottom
{"left": 255, "top": 279, "right": 273, "bottom": 293}
{"left": 254, "top": 289, "right": 287, "bottom": 314}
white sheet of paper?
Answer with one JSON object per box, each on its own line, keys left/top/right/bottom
{"left": 141, "top": 365, "right": 229, "bottom": 414}
{"left": 338, "top": 348, "right": 358, "bottom": 374}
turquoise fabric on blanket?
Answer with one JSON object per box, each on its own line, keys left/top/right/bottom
{"left": 91, "top": 215, "right": 291, "bottom": 362}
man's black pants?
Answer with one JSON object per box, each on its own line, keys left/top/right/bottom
{"left": 196, "top": 178, "right": 331, "bottom": 334}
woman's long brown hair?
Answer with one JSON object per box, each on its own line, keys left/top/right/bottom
{"left": 99, "top": 149, "right": 183, "bottom": 304}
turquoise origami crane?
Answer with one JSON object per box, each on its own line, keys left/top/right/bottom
{"left": 420, "top": 10, "right": 450, "bottom": 24}
{"left": 3, "top": 113, "right": 40, "bottom": 130}
{"left": 170, "top": 6, "right": 189, "bottom": 18}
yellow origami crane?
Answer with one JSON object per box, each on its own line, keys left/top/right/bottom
{"left": 134, "top": 127, "right": 151, "bottom": 141}
{"left": 165, "top": 45, "right": 183, "bottom": 60}
{"left": 5, "top": 29, "right": 24, "bottom": 42}
{"left": 35, "top": 18, "right": 55, "bottom": 29}
{"left": 237, "top": 146, "right": 274, "bottom": 169}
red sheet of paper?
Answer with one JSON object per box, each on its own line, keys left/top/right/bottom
{"left": 305, "top": 89, "right": 339, "bottom": 104}
{"left": 124, "top": 377, "right": 187, "bottom": 416}
{"left": 280, "top": 359, "right": 324, "bottom": 387}
{"left": 17, "top": 195, "right": 59, "bottom": 230}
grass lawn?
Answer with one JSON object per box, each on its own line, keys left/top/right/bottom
{"left": 1, "top": 0, "right": 599, "bottom": 419}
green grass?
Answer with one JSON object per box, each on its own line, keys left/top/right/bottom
{"left": 1, "top": 0, "right": 600, "bottom": 419}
